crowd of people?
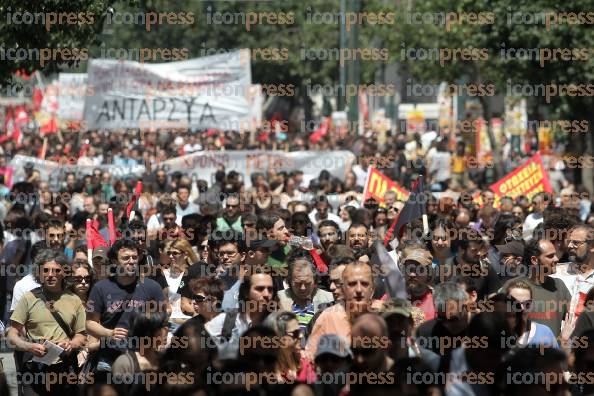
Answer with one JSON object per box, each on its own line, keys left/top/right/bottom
{"left": 0, "top": 125, "right": 593, "bottom": 396}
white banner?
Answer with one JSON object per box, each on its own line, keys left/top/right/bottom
{"left": 155, "top": 150, "right": 356, "bottom": 187}
{"left": 58, "top": 73, "right": 88, "bottom": 120}
{"left": 83, "top": 49, "right": 252, "bottom": 131}
{"left": 8, "top": 155, "right": 146, "bottom": 190}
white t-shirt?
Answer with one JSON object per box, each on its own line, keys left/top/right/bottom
{"left": 10, "top": 274, "right": 40, "bottom": 312}
{"left": 164, "top": 269, "right": 191, "bottom": 320}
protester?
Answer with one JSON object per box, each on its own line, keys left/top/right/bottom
{"left": 306, "top": 261, "right": 374, "bottom": 358}
{"left": 499, "top": 238, "right": 571, "bottom": 336}
{"left": 7, "top": 250, "right": 86, "bottom": 395}
{"left": 278, "top": 256, "right": 334, "bottom": 336}
{"left": 85, "top": 239, "right": 166, "bottom": 377}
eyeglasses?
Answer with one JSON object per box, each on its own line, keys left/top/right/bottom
{"left": 119, "top": 255, "right": 138, "bottom": 262}
{"left": 167, "top": 250, "right": 182, "bottom": 257}
{"left": 568, "top": 240, "right": 588, "bottom": 248}
{"left": 43, "top": 267, "right": 63, "bottom": 275}
{"left": 72, "top": 276, "right": 92, "bottom": 284}
{"left": 218, "top": 251, "right": 238, "bottom": 258}
{"left": 193, "top": 294, "right": 209, "bottom": 303}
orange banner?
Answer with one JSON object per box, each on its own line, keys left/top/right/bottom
{"left": 363, "top": 168, "right": 410, "bottom": 204}
{"left": 488, "top": 152, "right": 553, "bottom": 207}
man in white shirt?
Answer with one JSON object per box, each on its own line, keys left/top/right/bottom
{"left": 309, "top": 196, "right": 343, "bottom": 231}
{"left": 522, "top": 192, "right": 549, "bottom": 241}
{"left": 550, "top": 224, "right": 594, "bottom": 319}
{"left": 175, "top": 184, "right": 199, "bottom": 224}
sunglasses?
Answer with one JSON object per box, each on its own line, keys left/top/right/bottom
{"left": 72, "top": 276, "right": 92, "bottom": 284}
{"left": 285, "top": 329, "right": 302, "bottom": 340}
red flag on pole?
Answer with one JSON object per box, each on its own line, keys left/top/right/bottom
{"left": 107, "top": 208, "right": 116, "bottom": 246}
{"left": 126, "top": 181, "right": 143, "bottom": 219}
{"left": 86, "top": 219, "right": 108, "bottom": 250}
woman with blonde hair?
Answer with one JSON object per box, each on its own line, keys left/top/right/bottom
{"left": 163, "top": 239, "right": 199, "bottom": 326}
{"left": 263, "top": 311, "right": 316, "bottom": 383}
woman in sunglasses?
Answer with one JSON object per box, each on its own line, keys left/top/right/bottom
{"left": 68, "top": 259, "right": 99, "bottom": 368}
{"left": 163, "top": 239, "right": 199, "bottom": 325}
{"left": 263, "top": 311, "right": 316, "bottom": 384}
{"left": 68, "top": 259, "right": 95, "bottom": 305}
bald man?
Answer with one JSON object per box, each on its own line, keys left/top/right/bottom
{"left": 305, "top": 262, "right": 375, "bottom": 359}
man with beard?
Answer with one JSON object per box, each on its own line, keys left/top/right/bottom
{"left": 443, "top": 228, "right": 490, "bottom": 299}
{"left": 86, "top": 239, "right": 166, "bottom": 376}
{"left": 305, "top": 261, "right": 375, "bottom": 359}
{"left": 46, "top": 218, "right": 70, "bottom": 259}
{"left": 318, "top": 220, "right": 341, "bottom": 253}
{"left": 499, "top": 238, "right": 571, "bottom": 336}
{"left": 346, "top": 223, "right": 370, "bottom": 260}
{"left": 205, "top": 271, "right": 275, "bottom": 358}
{"left": 551, "top": 224, "right": 594, "bottom": 320}
{"left": 403, "top": 249, "right": 436, "bottom": 322}
{"left": 215, "top": 194, "right": 243, "bottom": 233}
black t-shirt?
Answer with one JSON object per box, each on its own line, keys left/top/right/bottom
{"left": 415, "top": 318, "right": 467, "bottom": 358}
{"left": 88, "top": 277, "right": 165, "bottom": 330}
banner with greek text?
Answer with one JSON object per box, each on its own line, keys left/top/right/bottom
{"left": 58, "top": 73, "right": 88, "bottom": 120}
{"left": 363, "top": 167, "right": 410, "bottom": 204}
{"left": 83, "top": 50, "right": 253, "bottom": 131}
{"left": 488, "top": 152, "right": 553, "bottom": 207}
{"left": 156, "top": 150, "right": 355, "bottom": 188}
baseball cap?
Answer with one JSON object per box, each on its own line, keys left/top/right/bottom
{"left": 92, "top": 246, "right": 108, "bottom": 260}
{"left": 314, "top": 334, "right": 353, "bottom": 361}
{"left": 403, "top": 249, "right": 433, "bottom": 267}
{"left": 381, "top": 298, "right": 413, "bottom": 319}
{"left": 496, "top": 241, "right": 525, "bottom": 257}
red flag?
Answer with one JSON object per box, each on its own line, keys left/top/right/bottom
{"left": 86, "top": 219, "right": 108, "bottom": 250}
{"left": 309, "top": 249, "right": 328, "bottom": 274}
{"left": 107, "top": 208, "right": 116, "bottom": 246}
{"left": 310, "top": 117, "right": 330, "bottom": 144}
{"left": 126, "top": 181, "right": 143, "bottom": 219}
{"left": 33, "top": 88, "right": 43, "bottom": 111}
{"left": 40, "top": 116, "right": 58, "bottom": 135}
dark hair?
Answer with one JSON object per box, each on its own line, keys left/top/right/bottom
{"left": 256, "top": 212, "right": 281, "bottom": 232}
{"left": 108, "top": 239, "right": 139, "bottom": 263}
{"left": 67, "top": 260, "right": 95, "bottom": 297}
{"left": 523, "top": 238, "right": 544, "bottom": 267}
{"left": 210, "top": 230, "right": 246, "bottom": 253}
{"left": 493, "top": 214, "right": 522, "bottom": 245}
{"left": 455, "top": 227, "right": 485, "bottom": 251}
{"left": 161, "top": 205, "right": 177, "bottom": 216}
{"left": 238, "top": 269, "right": 277, "bottom": 314}
{"left": 318, "top": 219, "right": 340, "bottom": 231}
{"left": 127, "top": 311, "right": 169, "bottom": 351}
{"left": 32, "top": 249, "right": 69, "bottom": 284}
{"left": 193, "top": 277, "right": 225, "bottom": 302}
